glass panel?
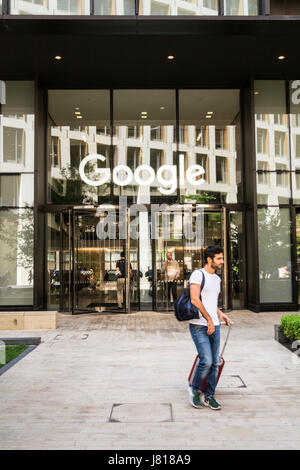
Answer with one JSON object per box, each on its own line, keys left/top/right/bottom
{"left": 10, "top": 0, "right": 90, "bottom": 15}
{"left": 290, "top": 80, "right": 300, "bottom": 203}
{"left": 1, "top": 81, "right": 35, "bottom": 176}
{"left": 47, "top": 212, "right": 61, "bottom": 311}
{"left": 113, "top": 89, "right": 176, "bottom": 203}
{"left": 255, "top": 80, "right": 290, "bottom": 205}
{"left": 229, "top": 211, "right": 245, "bottom": 309}
{"left": 179, "top": 89, "right": 242, "bottom": 204}
{"left": 258, "top": 207, "right": 292, "bottom": 303}
{"left": 48, "top": 90, "right": 110, "bottom": 204}
{"left": 224, "top": 0, "right": 259, "bottom": 15}
{"left": 73, "top": 211, "right": 129, "bottom": 313}
{"left": 139, "top": 0, "right": 218, "bottom": 15}
{"left": 94, "top": 0, "right": 135, "bottom": 15}
{"left": 296, "top": 211, "right": 300, "bottom": 306}
{"left": 0, "top": 209, "right": 34, "bottom": 306}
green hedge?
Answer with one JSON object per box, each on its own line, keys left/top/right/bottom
{"left": 280, "top": 314, "right": 300, "bottom": 342}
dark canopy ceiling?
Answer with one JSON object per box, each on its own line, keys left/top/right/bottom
{"left": 1, "top": 16, "right": 300, "bottom": 88}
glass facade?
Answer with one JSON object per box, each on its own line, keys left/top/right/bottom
{"left": 6, "top": 0, "right": 261, "bottom": 15}
{"left": 48, "top": 89, "right": 241, "bottom": 206}
{"left": 0, "top": 81, "right": 34, "bottom": 306}
{"left": 254, "top": 79, "right": 300, "bottom": 304}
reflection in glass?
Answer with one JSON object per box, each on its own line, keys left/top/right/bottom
{"left": 48, "top": 90, "right": 110, "bottom": 204}
{"left": 224, "top": 0, "right": 259, "bottom": 15}
{"left": 0, "top": 209, "right": 34, "bottom": 306}
{"left": 254, "top": 80, "right": 290, "bottom": 205}
{"left": 113, "top": 89, "right": 176, "bottom": 203}
{"left": 258, "top": 207, "right": 292, "bottom": 303}
{"left": 290, "top": 80, "right": 300, "bottom": 203}
{"left": 229, "top": 212, "right": 244, "bottom": 309}
{"left": 94, "top": 0, "right": 135, "bottom": 15}
{"left": 10, "top": 0, "right": 90, "bottom": 15}
{"left": 139, "top": 0, "right": 218, "bottom": 15}
{"left": 0, "top": 174, "right": 34, "bottom": 207}
{"left": 179, "top": 89, "right": 241, "bottom": 204}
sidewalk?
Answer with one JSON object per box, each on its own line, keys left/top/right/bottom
{"left": 0, "top": 310, "right": 300, "bottom": 450}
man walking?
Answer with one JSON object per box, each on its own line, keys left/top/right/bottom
{"left": 161, "top": 251, "right": 180, "bottom": 303}
{"left": 188, "top": 245, "right": 231, "bottom": 410}
{"left": 116, "top": 251, "right": 132, "bottom": 310}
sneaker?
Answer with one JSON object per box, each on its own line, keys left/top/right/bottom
{"left": 188, "top": 387, "right": 204, "bottom": 409}
{"left": 204, "top": 396, "right": 222, "bottom": 410}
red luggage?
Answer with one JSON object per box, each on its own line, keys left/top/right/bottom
{"left": 188, "top": 323, "right": 231, "bottom": 391}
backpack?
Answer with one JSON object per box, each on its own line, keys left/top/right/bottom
{"left": 174, "top": 269, "right": 205, "bottom": 322}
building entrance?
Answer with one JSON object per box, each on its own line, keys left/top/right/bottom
{"left": 46, "top": 206, "right": 245, "bottom": 313}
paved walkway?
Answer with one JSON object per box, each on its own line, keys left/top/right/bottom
{"left": 0, "top": 310, "right": 300, "bottom": 450}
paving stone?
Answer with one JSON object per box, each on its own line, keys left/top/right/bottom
{"left": 0, "top": 310, "right": 299, "bottom": 450}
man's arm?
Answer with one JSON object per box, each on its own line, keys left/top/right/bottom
{"left": 190, "top": 283, "right": 215, "bottom": 335}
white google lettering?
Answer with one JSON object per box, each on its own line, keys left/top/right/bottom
{"left": 79, "top": 153, "right": 205, "bottom": 194}
{"left": 291, "top": 80, "right": 300, "bottom": 105}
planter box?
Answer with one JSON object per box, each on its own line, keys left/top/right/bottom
{"left": 274, "top": 324, "right": 290, "bottom": 344}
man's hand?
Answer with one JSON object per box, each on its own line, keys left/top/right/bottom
{"left": 207, "top": 319, "right": 215, "bottom": 335}
{"left": 218, "top": 311, "right": 231, "bottom": 325}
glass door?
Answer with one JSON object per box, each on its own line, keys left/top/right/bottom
{"left": 153, "top": 207, "right": 226, "bottom": 312}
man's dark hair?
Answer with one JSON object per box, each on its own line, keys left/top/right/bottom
{"left": 204, "top": 245, "right": 223, "bottom": 263}
{"left": 120, "top": 251, "right": 125, "bottom": 258}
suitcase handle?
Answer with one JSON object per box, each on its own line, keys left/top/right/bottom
{"left": 220, "top": 322, "right": 232, "bottom": 357}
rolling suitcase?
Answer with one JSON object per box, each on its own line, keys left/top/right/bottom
{"left": 188, "top": 323, "right": 232, "bottom": 392}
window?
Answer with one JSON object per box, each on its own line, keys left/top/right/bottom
{"left": 216, "top": 156, "right": 228, "bottom": 184}
{"left": 70, "top": 139, "right": 87, "bottom": 168}
{"left": 3, "top": 127, "right": 25, "bottom": 164}
{"left": 215, "top": 128, "right": 227, "bottom": 150}
{"left": 257, "top": 162, "right": 269, "bottom": 185}
{"left": 274, "top": 114, "right": 285, "bottom": 126}
{"left": 50, "top": 136, "right": 61, "bottom": 169}
{"left": 128, "top": 126, "right": 140, "bottom": 139}
{"left": 224, "top": 0, "right": 259, "bottom": 15}
{"left": 296, "top": 135, "right": 300, "bottom": 159}
{"left": 150, "top": 149, "right": 163, "bottom": 173}
{"left": 276, "top": 164, "right": 289, "bottom": 187}
{"left": 256, "top": 128, "right": 268, "bottom": 155}
{"left": 195, "top": 126, "right": 208, "bottom": 148}
{"left": 275, "top": 131, "right": 287, "bottom": 158}
{"left": 150, "top": 126, "right": 161, "bottom": 141}
{"left": 258, "top": 207, "right": 292, "bottom": 303}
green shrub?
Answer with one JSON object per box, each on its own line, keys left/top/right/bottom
{"left": 280, "top": 314, "right": 300, "bottom": 342}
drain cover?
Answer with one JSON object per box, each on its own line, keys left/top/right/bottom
{"left": 109, "top": 403, "right": 173, "bottom": 423}
{"left": 218, "top": 375, "right": 246, "bottom": 388}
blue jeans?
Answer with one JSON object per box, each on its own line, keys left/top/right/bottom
{"left": 189, "top": 324, "right": 220, "bottom": 399}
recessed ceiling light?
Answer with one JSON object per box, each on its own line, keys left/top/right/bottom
{"left": 160, "top": 107, "right": 165, "bottom": 110}
{"left": 76, "top": 116, "right": 83, "bottom": 119}
{"left": 206, "top": 115, "right": 212, "bottom": 119}
{"left": 167, "top": 55, "right": 175, "bottom": 60}
{"left": 75, "top": 107, "right": 80, "bottom": 110}
{"left": 207, "top": 111, "right": 213, "bottom": 115}
{"left": 254, "top": 91, "right": 260, "bottom": 95}
{"left": 278, "top": 55, "right": 285, "bottom": 60}
{"left": 141, "top": 112, "right": 147, "bottom": 115}
{"left": 54, "top": 55, "right": 62, "bottom": 60}
{"left": 141, "top": 116, "right": 147, "bottom": 119}
{"left": 75, "top": 112, "right": 81, "bottom": 115}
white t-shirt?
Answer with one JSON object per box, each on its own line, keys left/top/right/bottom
{"left": 189, "top": 268, "right": 221, "bottom": 327}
